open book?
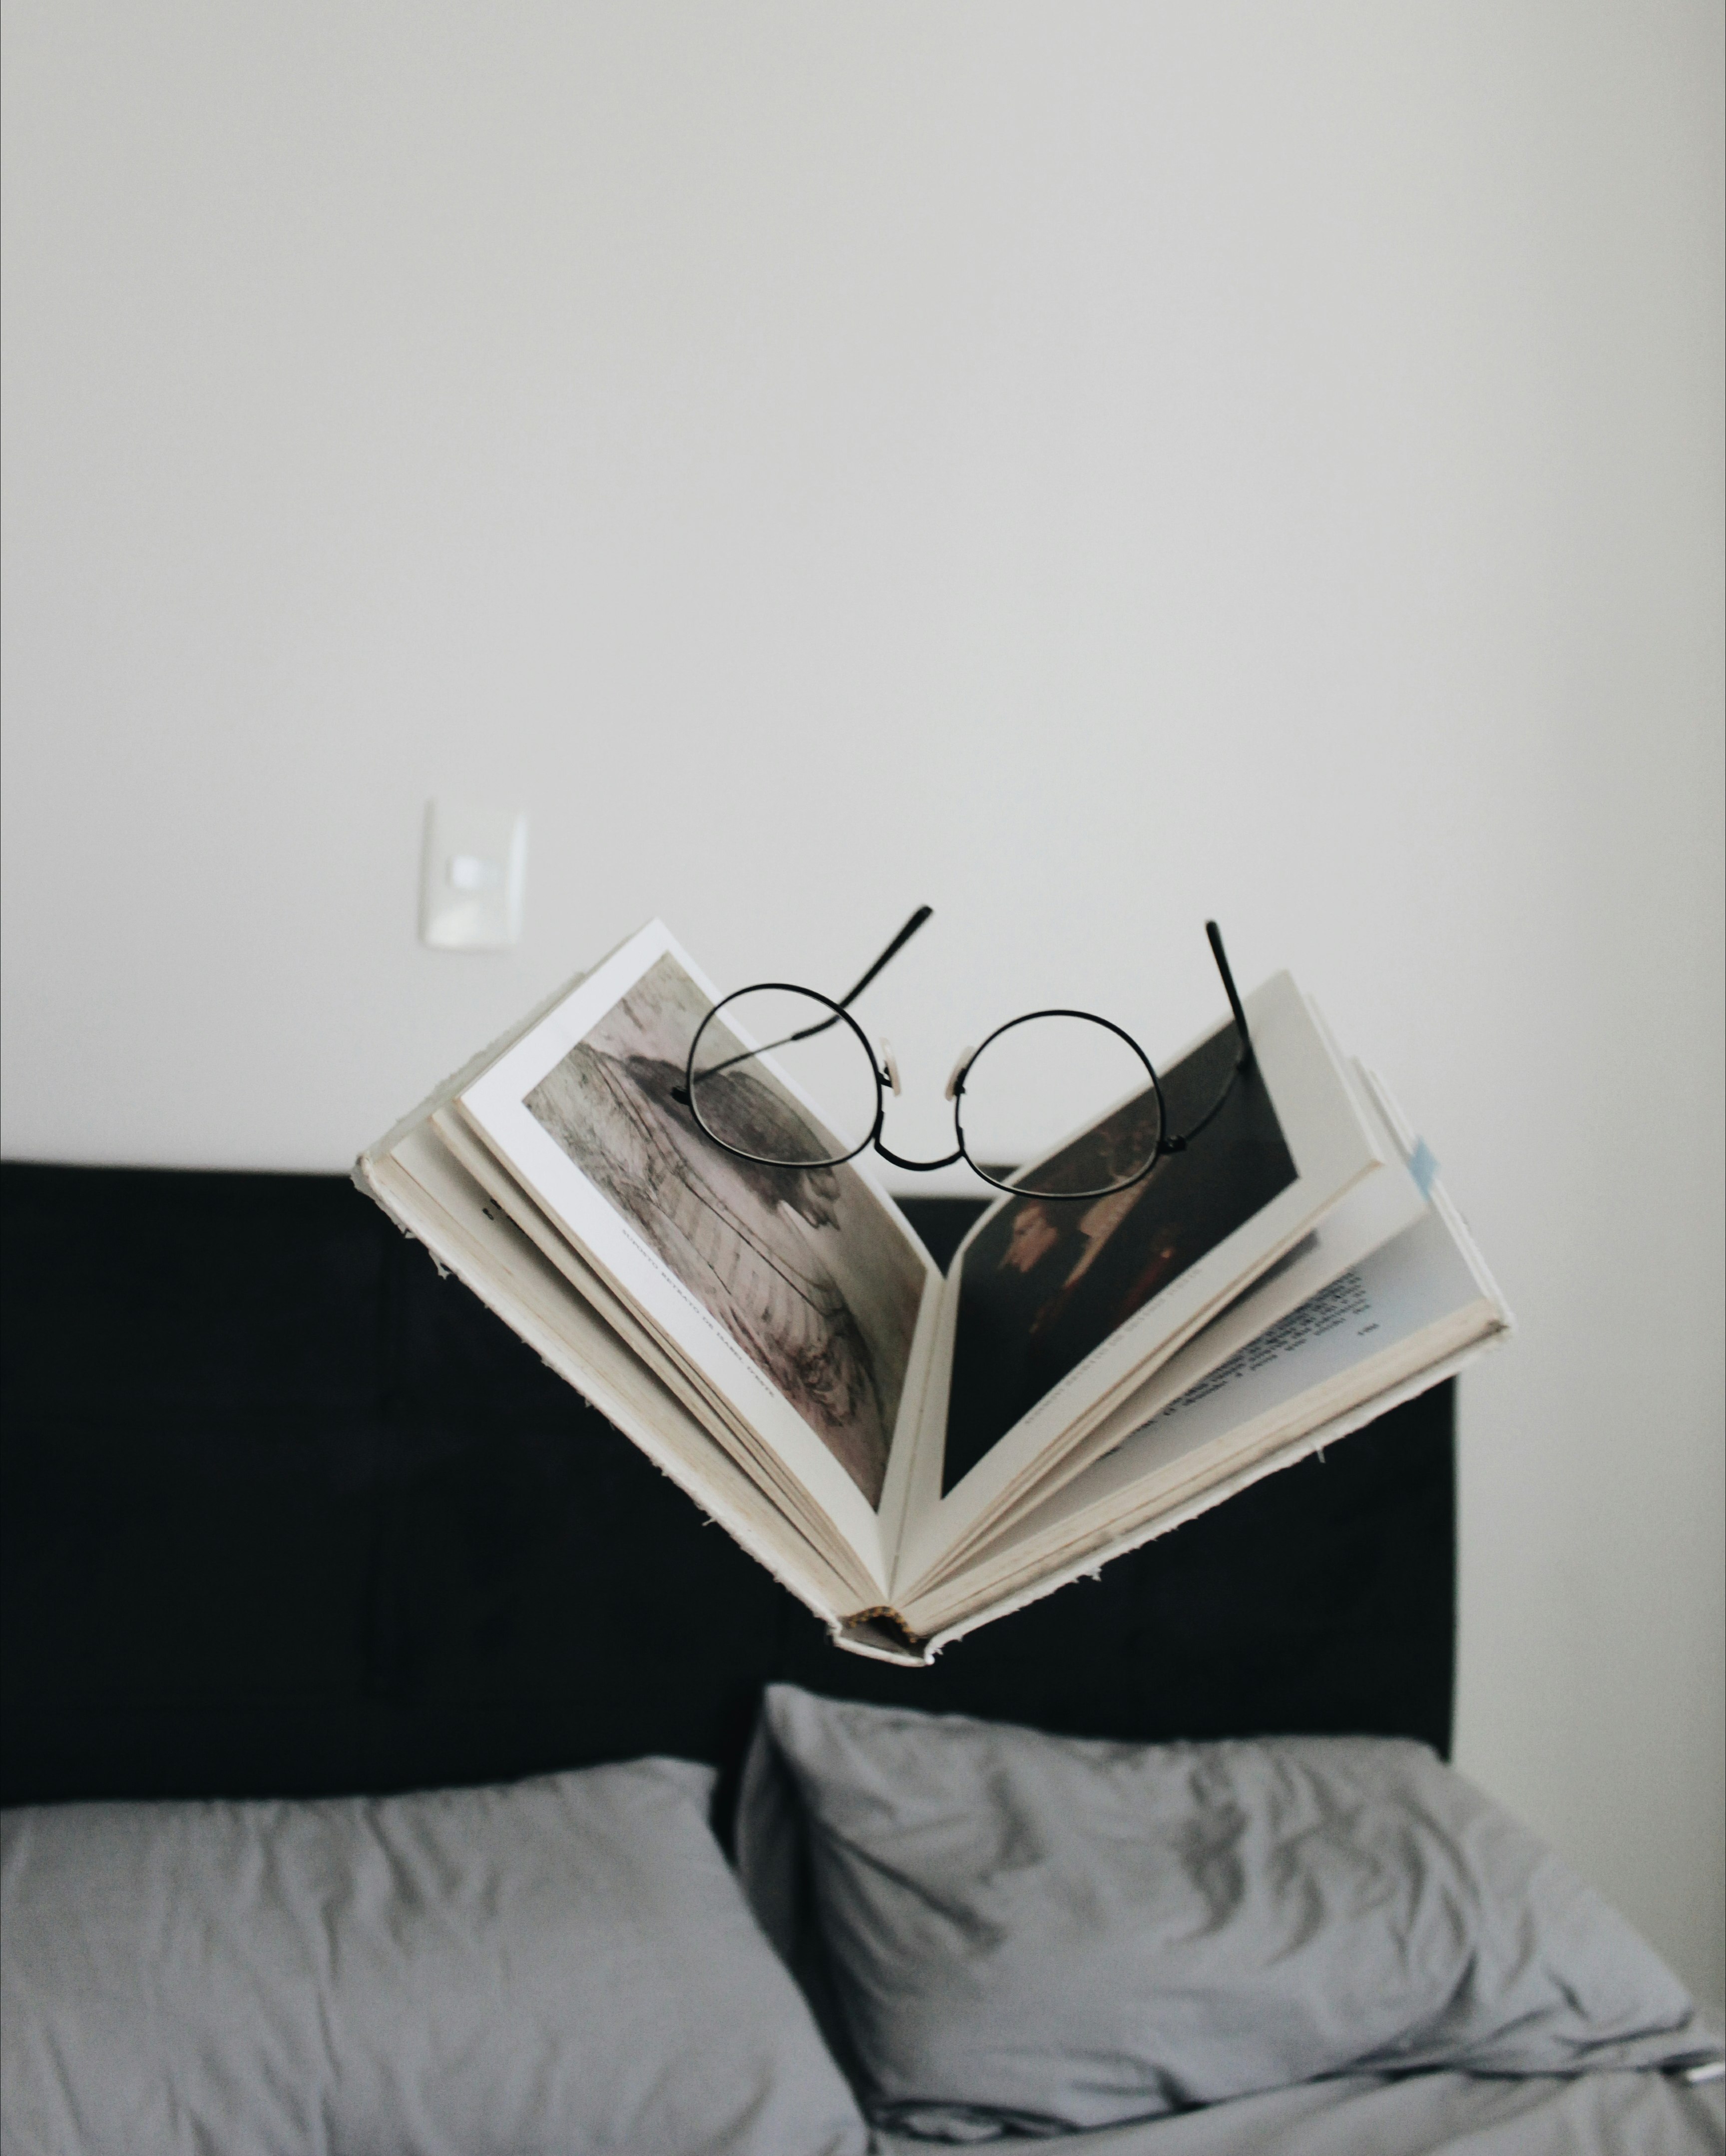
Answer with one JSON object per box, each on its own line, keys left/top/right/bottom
{"left": 356, "top": 922, "right": 1510, "bottom": 1665}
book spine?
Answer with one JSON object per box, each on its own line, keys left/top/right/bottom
{"left": 831, "top": 1607, "right": 932, "bottom": 1666}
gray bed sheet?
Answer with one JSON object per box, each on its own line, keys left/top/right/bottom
{"left": 872, "top": 2066, "right": 1726, "bottom": 2156}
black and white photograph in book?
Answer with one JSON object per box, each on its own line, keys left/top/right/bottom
{"left": 523, "top": 951, "right": 926, "bottom": 1507}
{"left": 943, "top": 1021, "right": 1297, "bottom": 1494}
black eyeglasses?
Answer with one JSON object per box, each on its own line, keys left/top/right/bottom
{"left": 673, "top": 909, "right": 1255, "bottom": 1203}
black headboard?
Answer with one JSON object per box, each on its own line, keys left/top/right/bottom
{"left": 0, "top": 1162, "right": 1454, "bottom": 1809}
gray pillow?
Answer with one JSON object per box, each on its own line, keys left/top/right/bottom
{"left": 741, "top": 1686, "right": 1715, "bottom": 2141}
{"left": 1, "top": 1756, "right": 868, "bottom": 2156}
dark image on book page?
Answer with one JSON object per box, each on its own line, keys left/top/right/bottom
{"left": 942, "top": 1023, "right": 1296, "bottom": 1494}
{"left": 523, "top": 952, "right": 924, "bottom": 1507}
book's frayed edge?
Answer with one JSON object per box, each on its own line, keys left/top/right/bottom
{"left": 353, "top": 1016, "right": 1512, "bottom": 1672}
{"left": 860, "top": 1320, "right": 1510, "bottom": 1666}
{"left": 352, "top": 1147, "right": 856, "bottom": 1642}
{"left": 834, "top": 1116, "right": 1515, "bottom": 1667}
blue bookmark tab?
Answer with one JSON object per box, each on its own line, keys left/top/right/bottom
{"left": 1409, "top": 1139, "right": 1438, "bottom": 1198}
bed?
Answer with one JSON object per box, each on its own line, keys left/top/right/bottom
{"left": 2, "top": 1162, "right": 1719, "bottom": 2154}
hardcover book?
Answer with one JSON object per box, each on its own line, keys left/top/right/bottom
{"left": 356, "top": 921, "right": 1509, "bottom": 1664}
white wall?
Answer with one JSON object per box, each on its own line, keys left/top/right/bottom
{"left": 3, "top": 1, "right": 1721, "bottom": 2001}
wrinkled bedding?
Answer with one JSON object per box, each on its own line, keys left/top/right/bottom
{"left": 873, "top": 2064, "right": 1726, "bottom": 2156}
{"left": 0, "top": 1766, "right": 869, "bottom": 2156}
{"left": 7, "top": 1693, "right": 1720, "bottom": 2156}
{"left": 746, "top": 1689, "right": 1723, "bottom": 2148}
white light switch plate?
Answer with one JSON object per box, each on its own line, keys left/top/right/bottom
{"left": 420, "top": 799, "right": 527, "bottom": 950}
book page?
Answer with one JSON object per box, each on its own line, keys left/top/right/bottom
{"left": 361, "top": 1129, "right": 881, "bottom": 1614}
{"left": 891, "top": 973, "right": 1395, "bottom": 1595}
{"left": 457, "top": 922, "right": 943, "bottom": 1580}
{"left": 425, "top": 1105, "right": 873, "bottom": 1583}
{"left": 904, "top": 1192, "right": 1505, "bottom": 1634}
{"left": 928, "top": 1044, "right": 1427, "bottom": 1571}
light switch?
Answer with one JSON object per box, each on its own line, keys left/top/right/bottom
{"left": 420, "top": 799, "right": 527, "bottom": 950}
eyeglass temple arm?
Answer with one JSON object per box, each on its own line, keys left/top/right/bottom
{"left": 778, "top": 902, "right": 934, "bottom": 1048}
{"left": 678, "top": 905, "right": 936, "bottom": 1100}
{"left": 1205, "top": 920, "right": 1254, "bottom": 1068}
{"left": 833, "top": 904, "right": 934, "bottom": 1011}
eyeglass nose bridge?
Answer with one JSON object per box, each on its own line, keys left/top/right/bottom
{"left": 869, "top": 1044, "right": 967, "bottom": 1171}
{"left": 872, "top": 1135, "right": 967, "bottom": 1175}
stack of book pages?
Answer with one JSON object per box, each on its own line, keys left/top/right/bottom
{"left": 358, "top": 922, "right": 1509, "bottom": 1665}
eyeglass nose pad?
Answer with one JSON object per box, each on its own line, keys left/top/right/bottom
{"left": 944, "top": 1048, "right": 974, "bottom": 1103}
{"left": 880, "top": 1041, "right": 902, "bottom": 1097}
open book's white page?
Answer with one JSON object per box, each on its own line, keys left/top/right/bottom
{"left": 938, "top": 1038, "right": 1428, "bottom": 1564}
{"left": 424, "top": 1103, "right": 875, "bottom": 1586}
{"left": 360, "top": 1126, "right": 880, "bottom": 1617}
{"left": 903, "top": 1184, "right": 1505, "bottom": 1635}
{"left": 891, "top": 972, "right": 1400, "bottom": 1593}
{"left": 458, "top": 922, "right": 943, "bottom": 1583}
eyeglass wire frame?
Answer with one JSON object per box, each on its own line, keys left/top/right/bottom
{"left": 674, "top": 911, "right": 1255, "bottom": 1202}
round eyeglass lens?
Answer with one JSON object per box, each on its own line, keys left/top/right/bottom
{"left": 956, "top": 1012, "right": 1163, "bottom": 1200}
{"left": 686, "top": 987, "right": 880, "bottom": 1168}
